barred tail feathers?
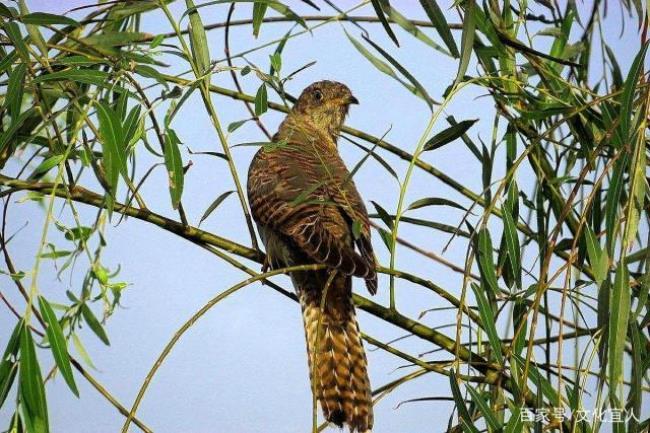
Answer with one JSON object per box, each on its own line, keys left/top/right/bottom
{"left": 298, "top": 275, "right": 373, "bottom": 433}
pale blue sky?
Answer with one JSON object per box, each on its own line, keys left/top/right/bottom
{"left": 1, "top": 1, "right": 646, "bottom": 432}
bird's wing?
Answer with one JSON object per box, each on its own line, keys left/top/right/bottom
{"left": 248, "top": 131, "right": 376, "bottom": 288}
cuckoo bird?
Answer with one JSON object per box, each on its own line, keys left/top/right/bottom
{"left": 247, "top": 81, "right": 377, "bottom": 432}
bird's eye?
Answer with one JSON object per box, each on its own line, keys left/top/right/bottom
{"left": 313, "top": 89, "right": 323, "bottom": 101}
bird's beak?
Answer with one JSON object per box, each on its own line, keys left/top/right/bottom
{"left": 348, "top": 95, "right": 359, "bottom": 105}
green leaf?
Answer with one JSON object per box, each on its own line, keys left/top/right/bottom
{"left": 623, "top": 133, "right": 646, "bottom": 250}
{"left": 348, "top": 140, "right": 399, "bottom": 182}
{"left": 81, "top": 304, "right": 110, "bottom": 346}
{"left": 351, "top": 220, "right": 362, "bottom": 240}
{"left": 465, "top": 384, "right": 502, "bottom": 431}
{"left": 377, "top": 227, "right": 394, "bottom": 253}
{"left": 371, "top": 201, "right": 394, "bottom": 230}
{"left": 80, "top": 31, "right": 150, "bottom": 48}
{"left": 95, "top": 101, "right": 126, "bottom": 213}
{"left": 454, "top": 0, "right": 475, "bottom": 87}
{"left": 21, "top": 12, "right": 79, "bottom": 26}
{"left": 369, "top": 0, "right": 399, "bottom": 46}
{"left": 289, "top": 181, "right": 324, "bottom": 206}
{"left": 93, "top": 264, "right": 109, "bottom": 285}
{"left": 548, "top": 8, "right": 573, "bottom": 61}
{"left": 17, "top": 0, "right": 48, "bottom": 57}
{"left": 64, "top": 226, "right": 93, "bottom": 242}
{"left": 38, "top": 297, "right": 78, "bottom": 397}
{"left": 33, "top": 69, "right": 117, "bottom": 89}
{"left": 584, "top": 226, "right": 607, "bottom": 286}
{"left": 512, "top": 355, "right": 560, "bottom": 404}
{"left": 407, "top": 197, "right": 467, "bottom": 211}
{"left": 605, "top": 150, "right": 629, "bottom": 255}
{"left": 3, "top": 22, "right": 29, "bottom": 61}
{"left": 449, "top": 369, "right": 480, "bottom": 433}
{"left": 470, "top": 283, "right": 503, "bottom": 364}
{"left": 0, "top": 3, "right": 15, "bottom": 18}
{"left": 111, "top": 0, "right": 164, "bottom": 19}
{"left": 71, "top": 334, "right": 96, "bottom": 370}
{"left": 228, "top": 119, "right": 249, "bottom": 133}
{"left": 254, "top": 84, "right": 268, "bottom": 116}
{"left": 163, "top": 129, "right": 185, "bottom": 209}
{"left": 256, "top": 0, "right": 306, "bottom": 30}
{"left": 252, "top": 2, "right": 268, "bottom": 37}
{"left": 54, "top": 55, "right": 106, "bottom": 66}
{"left": 418, "top": 0, "right": 459, "bottom": 57}
{"left": 269, "top": 53, "right": 282, "bottom": 74}
{"left": 0, "top": 50, "right": 18, "bottom": 75}
{"left": 619, "top": 42, "right": 648, "bottom": 141}
{"left": 39, "top": 250, "right": 71, "bottom": 259}
{"left": 361, "top": 35, "right": 435, "bottom": 108}
{"left": 269, "top": 29, "right": 291, "bottom": 76}
{"left": 150, "top": 34, "right": 165, "bottom": 48}
{"left": 183, "top": 1, "right": 306, "bottom": 31}
{"left": 424, "top": 120, "right": 477, "bottom": 151}
{"left": 502, "top": 200, "right": 521, "bottom": 289}
{"left": 628, "top": 323, "right": 643, "bottom": 433}
{"left": 185, "top": 0, "right": 211, "bottom": 75}
{"left": 476, "top": 228, "right": 499, "bottom": 297}
{"left": 633, "top": 273, "right": 649, "bottom": 321}
{"left": 0, "top": 107, "right": 35, "bottom": 154}
{"left": 345, "top": 29, "right": 396, "bottom": 77}
{"left": 346, "top": 30, "right": 431, "bottom": 104}
{"left": 5, "top": 62, "right": 25, "bottom": 120}
{"left": 123, "top": 105, "right": 143, "bottom": 149}
{"left": 32, "top": 155, "right": 65, "bottom": 176}
{"left": 504, "top": 406, "right": 523, "bottom": 433}
{"left": 135, "top": 65, "right": 169, "bottom": 89}
{"left": 19, "top": 325, "right": 49, "bottom": 433}
{"left": 394, "top": 216, "right": 470, "bottom": 238}
{"left": 199, "top": 191, "right": 234, "bottom": 226}
{"left": 604, "top": 44, "right": 623, "bottom": 88}
{"left": 608, "top": 261, "right": 630, "bottom": 402}
{"left": 0, "top": 321, "right": 22, "bottom": 407}
{"left": 382, "top": 3, "right": 450, "bottom": 55}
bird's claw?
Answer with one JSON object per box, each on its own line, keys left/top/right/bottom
{"left": 260, "top": 256, "right": 271, "bottom": 285}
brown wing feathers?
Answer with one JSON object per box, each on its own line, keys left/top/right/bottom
{"left": 248, "top": 143, "right": 376, "bottom": 288}
{"left": 247, "top": 81, "right": 376, "bottom": 432}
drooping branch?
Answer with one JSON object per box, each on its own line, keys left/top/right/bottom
{"left": 0, "top": 174, "right": 547, "bottom": 412}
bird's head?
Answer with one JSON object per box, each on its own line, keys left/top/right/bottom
{"left": 291, "top": 80, "right": 358, "bottom": 139}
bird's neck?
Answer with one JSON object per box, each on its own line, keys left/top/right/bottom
{"left": 277, "top": 112, "right": 343, "bottom": 147}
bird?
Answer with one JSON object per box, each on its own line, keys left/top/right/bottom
{"left": 247, "top": 80, "right": 377, "bottom": 432}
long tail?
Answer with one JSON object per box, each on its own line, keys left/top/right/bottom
{"left": 298, "top": 273, "right": 373, "bottom": 433}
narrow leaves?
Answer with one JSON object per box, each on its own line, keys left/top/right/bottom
{"left": 185, "top": 0, "right": 211, "bottom": 75}
{"left": 608, "top": 262, "right": 630, "bottom": 402}
{"left": 38, "top": 296, "right": 78, "bottom": 396}
{"left": 454, "top": 0, "right": 475, "bottom": 87}
{"left": 252, "top": 2, "right": 268, "bottom": 37}
{"left": 81, "top": 304, "right": 110, "bottom": 346}
{"left": 163, "top": 129, "right": 185, "bottom": 209}
{"left": 476, "top": 228, "right": 499, "bottom": 297}
{"left": 19, "top": 325, "right": 49, "bottom": 433}
{"left": 255, "top": 83, "right": 268, "bottom": 116}
{"left": 199, "top": 191, "right": 234, "bottom": 226}
{"left": 419, "top": 0, "right": 459, "bottom": 57}
{"left": 424, "top": 120, "right": 477, "bottom": 151}
{"left": 95, "top": 101, "right": 127, "bottom": 213}
{"left": 471, "top": 283, "right": 503, "bottom": 364}
{"left": 370, "top": 0, "right": 399, "bottom": 46}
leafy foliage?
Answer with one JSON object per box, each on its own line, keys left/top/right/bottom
{"left": 0, "top": 1, "right": 648, "bottom": 433}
